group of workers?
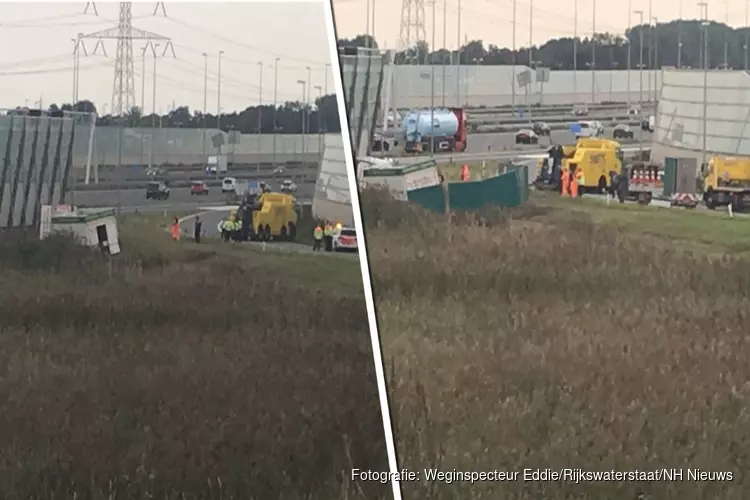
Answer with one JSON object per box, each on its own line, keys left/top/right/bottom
{"left": 313, "top": 220, "right": 342, "bottom": 252}
{"left": 219, "top": 214, "right": 242, "bottom": 242}
{"left": 560, "top": 167, "right": 585, "bottom": 197}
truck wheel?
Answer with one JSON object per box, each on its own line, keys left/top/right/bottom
{"left": 280, "top": 225, "right": 288, "bottom": 240}
{"left": 264, "top": 224, "right": 272, "bottom": 241}
{"left": 257, "top": 224, "right": 265, "bottom": 240}
{"left": 288, "top": 222, "right": 297, "bottom": 241}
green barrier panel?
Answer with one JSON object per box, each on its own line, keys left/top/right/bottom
{"left": 448, "top": 179, "right": 487, "bottom": 211}
{"left": 482, "top": 171, "right": 523, "bottom": 207}
{"left": 408, "top": 184, "right": 446, "bottom": 213}
{"left": 504, "top": 164, "right": 529, "bottom": 204}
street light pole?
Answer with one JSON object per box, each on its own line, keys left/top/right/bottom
{"left": 529, "top": 0, "right": 533, "bottom": 109}
{"left": 257, "top": 61, "right": 263, "bottom": 171}
{"left": 512, "top": 0, "right": 516, "bottom": 112}
{"left": 648, "top": 0, "right": 652, "bottom": 103}
{"left": 297, "top": 79, "right": 306, "bottom": 160}
{"left": 202, "top": 52, "right": 207, "bottom": 164}
{"left": 634, "top": 9, "right": 644, "bottom": 157}
{"left": 442, "top": 0, "right": 447, "bottom": 107}
{"left": 456, "top": 0, "right": 461, "bottom": 106}
{"left": 724, "top": 1, "right": 729, "bottom": 68}
{"left": 430, "top": 0, "right": 436, "bottom": 152}
{"left": 305, "top": 66, "right": 311, "bottom": 162}
{"left": 273, "top": 57, "right": 279, "bottom": 169}
{"left": 627, "top": 0, "right": 632, "bottom": 107}
{"left": 698, "top": 2, "right": 708, "bottom": 169}
{"left": 314, "top": 84, "right": 323, "bottom": 157}
{"left": 653, "top": 16, "right": 659, "bottom": 101}
{"left": 217, "top": 50, "right": 224, "bottom": 133}
{"left": 678, "top": 0, "right": 683, "bottom": 68}
{"left": 150, "top": 43, "right": 160, "bottom": 169}
{"left": 591, "top": 0, "right": 596, "bottom": 105}
{"left": 745, "top": 0, "right": 749, "bottom": 69}
{"left": 573, "top": 0, "right": 578, "bottom": 103}
{"left": 141, "top": 44, "right": 149, "bottom": 166}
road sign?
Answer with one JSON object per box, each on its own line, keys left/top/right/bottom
{"left": 211, "top": 132, "right": 225, "bottom": 148}
{"left": 535, "top": 67, "right": 550, "bottom": 82}
{"left": 517, "top": 70, "right": 532, "bottom": 88}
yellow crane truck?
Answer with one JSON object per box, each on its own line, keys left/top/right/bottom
{"left": 235, "top": 192, "right": 298, "bottom": 241}
{"left": 702, "top": 156, "right": 750, "bottom": 210}
{"left": 561, "top": 138, "right": 625, "bottom": 193}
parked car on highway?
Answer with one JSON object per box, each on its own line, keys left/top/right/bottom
{"left": 273, "top": 165, "right": 285, "bottom": 175}
{"left": 613, "top": 124, "right": 635, "bottom": 140}
{"left": 641, "top": 115, "right": 655, "bottom": 132}
{"left": 280, "top": 179, "right": 297, "bottom": 193}
{"left": 259, "top": 181, "right": 271, "bottom": 193}
{"left": 190, "top": 180, "right": 209, "bottom": 195}
{"left": 221, "top": 177, "right": 238, "bottom": 193}
{"left": 575, "top": 120, "right": 605, "bottom": 139}
{"left": 145, "top": 181, "right": 170, "bottom": 200}
{"left": 572, "top": 106, "right": 589, "bottom": 117}
{"left": 515, "top": 128, "right": 539, "bottom": 145}
{"left": 532, "top": 122, "right": 551, "bottom": 136}
{"left": 145, "top": 166, "right": 167, "bottom": 177}
{"left": 628, "top": 106, "right": 641, "bottom": 116}
{"left": 332, "top": 227, "right": 358, "bottom": 252}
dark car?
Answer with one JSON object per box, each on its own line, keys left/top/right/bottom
{"left": 532, "top": 122, "right": 550, "bottom": 136}
{"left": 146, "top": 181, "right": 170, "bottom": 200}
{"left": 613, "top": 124, "right": 634, "bottom": 140}
{"left": 515, "top": 129, "right": 539, "bottom": 145}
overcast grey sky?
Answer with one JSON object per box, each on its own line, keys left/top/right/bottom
{"left": 0, "top": 1, "right": 334, "bottom": 115}
{"left": 333, "top": 0, "right": 747, "bottom": 50}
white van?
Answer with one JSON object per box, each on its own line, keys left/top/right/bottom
{"left": 575, "top": 120, "right": 604, "bottom": 139}
{"left": 221, "top": 177, "right": 238, "bottom": 193}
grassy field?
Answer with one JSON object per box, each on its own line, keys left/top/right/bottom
{"left": 362, "top": 188, "right": 750, "bottom": 500}
{"left": 0, "top": 211, "right": 388, "bottom": 499}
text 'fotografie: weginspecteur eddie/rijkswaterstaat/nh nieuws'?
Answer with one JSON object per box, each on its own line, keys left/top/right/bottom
{"left": 351, "top": 468, "right": 734, "bottom": 484}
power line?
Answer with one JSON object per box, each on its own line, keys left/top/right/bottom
{"left": 163, "top": 14, "right": 329, "bottom": 66}
{"left": 0, "top": 11, "right": 82, "bottom": 27}
{"left": 0, "top": 59, "right": 113, "bottom": 76}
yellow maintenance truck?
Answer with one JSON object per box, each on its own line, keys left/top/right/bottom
{"left": 561, "top": 138, "right": 625, "bottom": 193}
{"left": 235, "top": 192, "right": 298, "bottom": 241}
{"left": 702, "top": 156, "right": 750, "bottom": 210}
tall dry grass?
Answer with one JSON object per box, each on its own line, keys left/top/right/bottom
{"left": 362, "top": 188, "right": 750, "bottom": 499}
{"left": 0, "top": 226, "right": 389, "bottom": 500}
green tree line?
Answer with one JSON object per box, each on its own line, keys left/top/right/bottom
{"left": 340, "top": 20, "right": 750, "bottom": 70}
{"left": 10, "top": 96, "right": 341, "bottom": 135}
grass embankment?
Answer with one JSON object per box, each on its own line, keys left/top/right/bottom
{"left": 0, "top": 212, "right": 388, "bottom": 499}
{"left": 362, "top": 188, "right": 750, "bottom": 500}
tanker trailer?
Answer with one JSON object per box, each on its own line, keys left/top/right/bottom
{"left": 403, "top": 108, "right": 468, "bottom": 153}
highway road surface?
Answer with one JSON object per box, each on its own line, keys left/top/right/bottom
{"left": 465, "top": 128, "right": 653, "bottom": 154}
{"left": 72, "top": 183, "right": 315, "bottom": 212}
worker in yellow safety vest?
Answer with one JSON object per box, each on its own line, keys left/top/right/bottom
{"left": 313, "top": 224, "right": 323, "bottom": 251}
{"left": 575, "top": 168, "right": 585, "bottom": 198}
{"left": 323, "top": 222, "right": 334, "bottom": 252}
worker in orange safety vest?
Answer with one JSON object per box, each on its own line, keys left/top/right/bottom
{"left": 569, "top": 168, "right": 579, "bottom": 198}
{"left": 170, "top": 217, "right": 180, "bottom": 241}
{"left": 460, "top": 164, "right": 470, "bottom": 181}
{"left": 560, "top": 168, "right": 570, "bottom": 197}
